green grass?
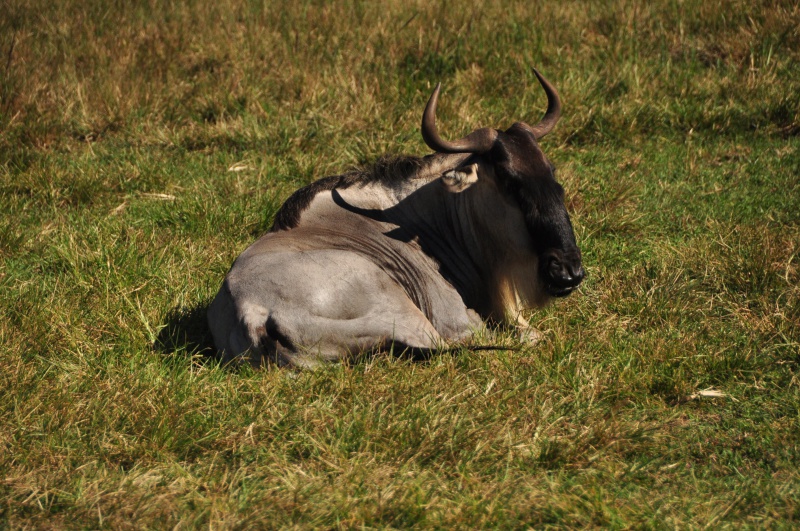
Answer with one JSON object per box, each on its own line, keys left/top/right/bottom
{"left": 2, "top": 0, "right": 799, "bottom": 527}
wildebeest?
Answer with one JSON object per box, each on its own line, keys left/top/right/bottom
{"left": 208, "top": 70, "right": 584, "bottom": 367}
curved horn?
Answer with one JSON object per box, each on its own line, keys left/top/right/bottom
{"left": 521, "top": 68, "right": 562, "bottom": 140}
{"left": 421, "top": 83, "right": 498, "bottom": 154}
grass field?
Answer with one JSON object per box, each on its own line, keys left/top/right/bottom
{"left": 2, "top": 0, "right": 799, "bottom": 527}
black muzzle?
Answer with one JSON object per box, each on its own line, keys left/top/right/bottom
{"left": 542, "top": 250, "right": 584, "bottom": 297}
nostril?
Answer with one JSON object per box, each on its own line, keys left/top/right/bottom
{"left": 546, "top": 261, "right": 569, "bottom": 284}
{"left": 547, "top": 259, "right": 567, "bottom": 280}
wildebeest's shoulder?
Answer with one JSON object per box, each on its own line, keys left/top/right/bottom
{"left": 270, "top": 155, "right": 427, "bottom": 231}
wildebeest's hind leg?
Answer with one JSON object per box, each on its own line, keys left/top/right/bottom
{"left": 253, "top": 303, "right": 445, "bottom": 368}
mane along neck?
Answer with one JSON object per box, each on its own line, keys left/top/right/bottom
{"left": 271, "top": 155, "right": 447, "bottom": 231}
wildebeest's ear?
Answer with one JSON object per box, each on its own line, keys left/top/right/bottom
{"left": 440, "top": 163, "right": 479, "bottom": 193}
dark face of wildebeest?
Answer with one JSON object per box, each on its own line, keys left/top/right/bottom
{"left": 421, "top": 70, "right": 584, "bottom": 298}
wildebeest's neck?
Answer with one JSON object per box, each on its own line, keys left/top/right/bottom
{"left": 331, "top": 156, "right": 525, "bottom": 319}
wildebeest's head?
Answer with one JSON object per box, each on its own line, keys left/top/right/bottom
{"left": 421, "top": 70, "right": 584, "bottom": 299}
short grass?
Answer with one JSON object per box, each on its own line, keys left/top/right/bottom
{"left": 2, "top": 0, "right": 799, "bottom": 527}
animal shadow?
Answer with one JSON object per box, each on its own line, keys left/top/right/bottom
{"left": 154, "top": 302, "right": 217, "bottom": 361}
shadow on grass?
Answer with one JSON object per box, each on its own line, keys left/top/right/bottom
{"left": 154, "top": 302, "right": 218, "bottom": 362}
